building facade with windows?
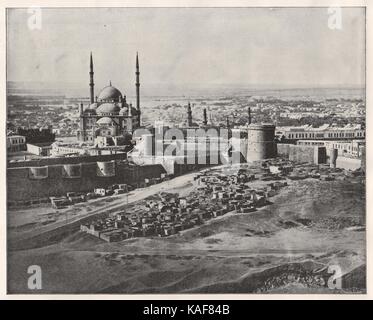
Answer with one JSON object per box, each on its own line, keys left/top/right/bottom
{"left": 6, "top": 135, "right": 26, "bottom": 152}
{"left": 276, "top": 124, "right": 365, "bottom": 141}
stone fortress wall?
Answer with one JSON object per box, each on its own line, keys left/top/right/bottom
{"left": 277, "top": 144, "right": 327, "bottom": 164}
{"left": 7, "top": 154, "right": 167, "bottom": 203}
{"left": 7, "top": 152, "right": 212, "bottom": 203}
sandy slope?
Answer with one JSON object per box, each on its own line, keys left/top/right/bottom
{"left": 8, "top": 177, "right": 366, "bottom": 294}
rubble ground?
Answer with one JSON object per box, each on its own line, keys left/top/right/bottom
{"left": 7, "top": 163, "right": 365, "bottom": 293}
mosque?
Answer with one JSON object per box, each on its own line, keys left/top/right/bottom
{"left": 76, "top": 52, "right": 141, "bottom": 146}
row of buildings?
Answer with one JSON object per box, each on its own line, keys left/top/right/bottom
{"left": 276, "top": 124, "right": 365, "bottom": 141}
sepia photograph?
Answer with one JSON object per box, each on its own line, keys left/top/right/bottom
{"left": 4, "top": 4, "right": 367, "bottom": 295}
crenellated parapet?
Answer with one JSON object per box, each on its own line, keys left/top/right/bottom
{"left": 19, "top": 161, "right": 120, "bottom": 180}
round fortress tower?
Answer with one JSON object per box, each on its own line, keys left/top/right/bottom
{"left": 246, "top": 123, "right": 277, "bottom": 162}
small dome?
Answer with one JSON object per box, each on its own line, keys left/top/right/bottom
{"left": 89, "top": 103, "right": 98, "bottom": 109}
{"left": 119, "top": 106, "right": 128, "bottom": 115}
{"left": 84, "top": 103, "right": 98, "bottom": 114}
{"left": 97, "top": 85, "right": 122, "bottom": 102}
{"left": 96, "top": 117, "right": 114, "bottom": 126}
{"left": 96, "top": 103, "right": 120, "bottom": 114}
{"left": 84, "top": 109, "right": 96, "bottom": 114}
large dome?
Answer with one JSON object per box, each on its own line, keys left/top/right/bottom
{"left": 97, "top": 85, "right": 122, "bottom": 102}
{"left": 96, "top": 102, "right": 120, "bottom": 114}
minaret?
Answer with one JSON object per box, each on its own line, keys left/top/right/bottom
{"left": 89, "top": 52, "right": 94, "bottom": 104}
{"left": 187, "top": 102, "right": 193, "bottom": 127}
{"left": 203, "top": 108, "right": 208, "bottom": 126}
{"left": 248, "top": 107, "right": 252, "bottom": 125}
{"left": 135, "top": 52, "right": 141, "bottom": 125}
{"left": 128, "top": 103, "right": 133, "bottom": 133}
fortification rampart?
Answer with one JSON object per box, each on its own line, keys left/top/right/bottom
{"left": 7, "top": 158, "right": 166, "bottom": 202}
{"left": 8, "top": 152, "right": 127, "bottom": 168}
{"left": 277, "top": 144, "right": 327, "bottom": 164}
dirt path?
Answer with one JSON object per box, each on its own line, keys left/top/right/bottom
{"left": 8, "top": 170, "right": 200, "bottom": 247}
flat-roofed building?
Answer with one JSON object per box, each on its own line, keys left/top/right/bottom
{"left": 276, "top": 124, "right": 365, "bottom": 142}
{"left": 7, "top": 135, "right": 26, "bottom": 152}
{"left": 297, "top": 139, "right": 365, "bottom": 158}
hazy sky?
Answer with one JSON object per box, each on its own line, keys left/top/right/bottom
{"left": 7, "top": 7, "right": 365, "bottom": 95}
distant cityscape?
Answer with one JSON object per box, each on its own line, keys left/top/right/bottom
{"left": 7, "top": 78, "right": 366, "bottom": 294}
{"left": 6, "top": 6, "right": 366, "bottom": 295}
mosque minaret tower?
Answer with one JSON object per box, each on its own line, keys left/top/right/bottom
{"left": 136, "top": 52, "right": 141, "bottom": 125}
{"left": 77, "top": 52, "right": 141, "bottom": 145}
{"left": 89, "top": 52, "right": 95, "bottom": 104}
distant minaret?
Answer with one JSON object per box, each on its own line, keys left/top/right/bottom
{"left": 136, "top": 52, "right": 141, "bottom": 125}
{"left": 203, "top": 108, "right": 208, "bottom": 126}
{"left": 89, "top": 52, "right": 94, "bottom": 104}
{"left": 248, "top": 107, "right": 252, "bottom": 125}
{"left": 187, "top": 102, "right": 193, "bottom": 127}
{"left": 226, "top": 116, "right": 230, "bottom": 129}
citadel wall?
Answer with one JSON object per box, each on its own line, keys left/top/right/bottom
{"left": 277, "top": 144, "right": 327, "bottom": 164}
{"left": 8, "top": 152, "right": 127, "bottom": 168}
{"left": 7, "top": 159, "right": 166, "bottom": 203}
